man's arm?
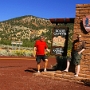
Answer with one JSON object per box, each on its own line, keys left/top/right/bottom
{"left": 45, "top": 48, "right": 50, "bottom": 56}
{"left": 78, "top": 41, "right": 86, "bottom": 54}
{"left": 33, "top": 47, "right": 37, "bottom": 57}
{"left": 78, "top": 48, "right": 85, "bottom": 54}
{"left": 46, "top": 48, "right": 50, "bottom": 53}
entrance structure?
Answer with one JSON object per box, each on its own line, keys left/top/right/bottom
{"left": 50, "top": 4, "right": 90, "bottom": 76}
{"left": 73, "top": 4, "right": 90, "bottom": 75}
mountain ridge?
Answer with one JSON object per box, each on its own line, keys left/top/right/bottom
{"left": 0, "top": 15, "right": 74, "bottom": 49}
{"left": 0, "top": 15, "right": 53, "bottom": 41}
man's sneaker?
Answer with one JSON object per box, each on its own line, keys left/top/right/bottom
{"left": 37, "top": 71, "right": 40, "bottom": 73}
{"left": 74, "top": 74, "right": 78, "bottom": 77}
{"left": 44, "top": 69, "right": 47, "bottom": 72}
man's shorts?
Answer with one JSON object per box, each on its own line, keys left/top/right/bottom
{"left": 67, "top": 51, "right": 82, "bottom": 65}
{"left": 67, "top": 56, "right": 71, "bottom": 61}
{"left": 36, "top": 55, "right": 48, "bottom": 64}
{"left": 73, "top": 51, "right": 82, "bottom": 65}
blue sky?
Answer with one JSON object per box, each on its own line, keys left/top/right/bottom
{"left": 0, "top": 0, "right": 90, "bottom": 21}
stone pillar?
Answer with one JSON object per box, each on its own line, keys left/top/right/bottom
{"left": 73, "top": 4, "right": 90, "bottom": 75}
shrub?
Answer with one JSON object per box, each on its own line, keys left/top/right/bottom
{"left": 0, "top": 49, "right": 33, "bottom": 57}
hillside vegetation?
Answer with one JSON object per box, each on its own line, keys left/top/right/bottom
{"left": 0, "top": 15, "right": 74, "bottom": 50}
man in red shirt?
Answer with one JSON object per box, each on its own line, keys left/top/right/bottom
{"left": 33, "top": 36, "right": 50, "bottom": 73}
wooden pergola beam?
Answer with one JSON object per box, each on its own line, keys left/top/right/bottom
{"left": 49, "top": 18, "right": 75, "bottom": 24}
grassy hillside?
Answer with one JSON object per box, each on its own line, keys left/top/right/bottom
{"left": 0, "top": 15, "right": 74, "bottom": 51}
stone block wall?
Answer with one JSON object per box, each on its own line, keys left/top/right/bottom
{"left": 73, "top": 4, "right": 90, "bottom": 75}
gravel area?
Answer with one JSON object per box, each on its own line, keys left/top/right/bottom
{"left": 0, "top": 57, "right": 90, "bottom": 90}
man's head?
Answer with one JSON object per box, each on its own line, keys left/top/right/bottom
{"left": 77, "top": 34, "right": 82, "bottom": 41}
{"left": 40, "top": 36, "right": 45, "bottom": 41}
{"left": 77, "top": 34, "right": 81, "bottom": 38}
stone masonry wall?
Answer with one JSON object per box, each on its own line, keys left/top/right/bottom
{"left": 73, "top": 4, "right": 90, "bottom": 75}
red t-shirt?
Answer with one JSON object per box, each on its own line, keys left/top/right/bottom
{"left": 34, "top": 40, "right": 48, "bottom": 55}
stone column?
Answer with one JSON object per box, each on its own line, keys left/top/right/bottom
{"left": 73, "top": 4, "right": 90, "bottom": 75}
